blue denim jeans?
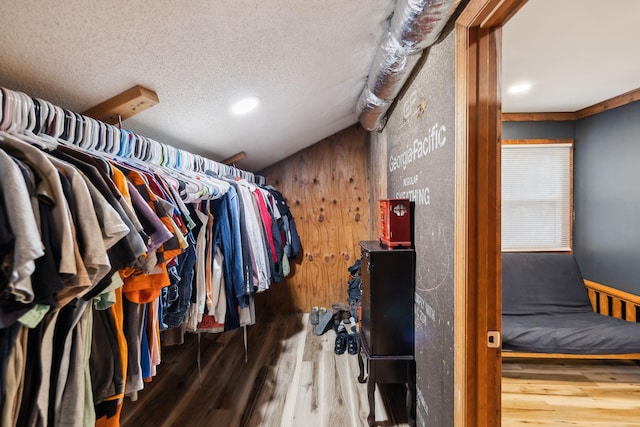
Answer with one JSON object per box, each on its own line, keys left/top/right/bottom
{"left": 163, "top": 232, "right": 197, "bottom": 328}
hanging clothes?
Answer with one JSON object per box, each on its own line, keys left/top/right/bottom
{"left": 0, "top": 86, "right": 301, "bottom": 427}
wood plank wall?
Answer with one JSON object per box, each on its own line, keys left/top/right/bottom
{"left": 368, "top": 130, "right": 388, "bottom": 239}
{"left": 257, "top": 124, "right": 372, "bottom": 314}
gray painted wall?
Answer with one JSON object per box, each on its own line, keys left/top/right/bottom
{"left": 502, "top": 120, "right": 575, "bottom": 140}
{"left": 501, "top": 107, "right": 640, "bottom": 295}
{"left": 573, "top": 101, "right": 640, "bottom": 294}
{"left": 383, "top": 27, "right": 456, "bottom": 426}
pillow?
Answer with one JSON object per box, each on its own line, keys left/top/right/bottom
{"left": 502, "top": 252, "right": 593, "bottom": 315}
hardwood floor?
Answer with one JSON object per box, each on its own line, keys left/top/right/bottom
{"left": 502, "top": 358, "right": 640, "bottom": 426}
{"left": 121, "top": 314, "right": 410, "bottom": 427}
{"left": 121, "top": 314, "right": 640, "bottom": 426}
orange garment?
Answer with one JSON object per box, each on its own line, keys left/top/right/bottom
{"left": 95, "top": 401, "right": 122, "bottom": 427}
{"left": 118, "top": 169, "right": 185, "bottom": 304}
{"left": 120, "top": 262, "right": 170, "bottom": 304}
{"left": 110, "top": 166, "right": 132, "bottom": 206}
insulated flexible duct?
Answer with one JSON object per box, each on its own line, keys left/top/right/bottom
{"left": 357, "top": 0, "right": 460, "bottom": 131}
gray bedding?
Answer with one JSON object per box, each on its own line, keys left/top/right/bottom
{"left": 502, "top": 252, "right": 640, "bottom": 354}
{"left": 502, "top": 312, "right": 640, "bottom": 354}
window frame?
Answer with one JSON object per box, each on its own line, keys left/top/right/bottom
{"left": 501, "top": 138, "right": 574, "bottom": 253}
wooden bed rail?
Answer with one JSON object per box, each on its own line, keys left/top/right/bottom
{"left": 584, "top": 279, "right": 640, "bottom": 323}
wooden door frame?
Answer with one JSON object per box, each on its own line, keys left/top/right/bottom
{"left": 454, "top": 0, "right": 528, "bottom": 426}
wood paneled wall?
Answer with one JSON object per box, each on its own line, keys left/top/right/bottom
{"left": 257, "top": 124, "right": 372, "bottom": 314}
{"left": 368, "top": 130, "right": 388, "bottom": 239}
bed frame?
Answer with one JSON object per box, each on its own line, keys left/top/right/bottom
{"left": 503, "top": 279, "right": 640, "bottom": 360}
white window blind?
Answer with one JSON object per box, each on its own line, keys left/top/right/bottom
{"left": 501, "top": 143, "right": 572, "bottom": 251}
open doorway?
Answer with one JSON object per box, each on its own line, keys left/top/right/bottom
{"left": 499, "top": 1, "right": 640, "bottom": 425}
{"left": 455, "top": 0, "right": 640, "bottom": 425}
{"left": 454, "top": 1, "right": 527, "bottom": 425}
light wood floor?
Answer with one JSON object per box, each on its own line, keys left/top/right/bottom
{"left": 502, "top": 358, "right": 640, "bottom": 426}
{"left": 120, "top": 313, "right": 640, "bottom": 426}
{"left": 121, "top": 313, "right": 410, "bottom": 427}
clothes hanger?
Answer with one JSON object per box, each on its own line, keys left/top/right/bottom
{"left": 0, "top": 90, "right": 56, "bottom": 150}
{"left": 8, "top": 90, "right": 22, "bottom": 133}
{"left": 59, "top": 108, "right": 72, "bottom": 142}
{"left": 15, "top": 92, "right": 29, "bottom": 133}
{"left": 110, "top": 125, "right": 121, "bottom": 156}
{"left": 72, "top": 112, "right": 84, "bottom": 146}
{"left": 112, "top": 125, "right": 122, "bottom": 155}
{"left": 79, "top": 116, "right": 95, "bottom": 150}
{"left": 46, "top": 104, "right": 65, "bottom": 140}
{"left": 132, "top": 133, "right": 145, "bottom": 161}
{"left": 1, "top": 88, "right": 257, "bottom": 201}
{"left": 34, "top": 98, "right": 50, "bottom": 135}
{"left": 104, "top": 123, "right": 114, "bottom": 155}
{"left": 144, "top": 137, "right": 154, "bottom": 163}
{"left": 117, "top": 128, "right": 130, "bottom": 157}
{"left": 76, "top": 112, "right": 93, "bottom": 150}
{"left": 148, "top": 138, "right": 162, "bottom": 166}
{"left": 0, "top": 88, "right": 16, "bottom": 131}
{"left": 95, "top": 121, "right": 107, "bottom": 153}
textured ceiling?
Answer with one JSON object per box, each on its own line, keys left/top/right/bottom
{"left": 503, "top": 0, "right": 640, "bottom": 113}
{"left": 2, "top": 1, "right": 639, "bottom": 172}
{"left": 0, "top": 0, "right": 394, "bottom": 171}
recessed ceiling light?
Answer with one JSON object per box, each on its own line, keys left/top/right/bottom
{"left": 231, "top": 97, "right": 260, "bottom": 115}
{"left": 507, "top": 82, "right": 532, "bottom": 95}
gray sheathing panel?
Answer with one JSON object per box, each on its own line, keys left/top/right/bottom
{"left": 383, "top": 28, "right": 455, "bottom": 426}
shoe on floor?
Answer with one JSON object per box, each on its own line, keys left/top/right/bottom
{"left": 331, "top": 302, "right": 349, "bottom": 312}
{"left": 335, "top": 332, "right": 348, "bottom": 355}
{"left": 310, "top": 306, "right": 319, "bottom": 325}
{"left": 347, "top": 334, "right": 358, "bottom": 355}
{"left": 347, "top": 259, "right": 361, "bottom": 275}
{"left": 314, "top": 311, "right": 334, "bottom": 336}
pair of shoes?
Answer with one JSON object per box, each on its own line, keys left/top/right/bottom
{"left": 310, "top": 306, "right": 319, "bottom": 325}
{"left": 347, "top": 259, "right": 361, "bottom": 276}
{"left": 314, "top": 310, "right": 333, "bottom": 336}
{"left": 335, "top": 332, "right": 348, "bottom": 355}
{"left": 347, "top": 334, "right": 358, "bottom": 355}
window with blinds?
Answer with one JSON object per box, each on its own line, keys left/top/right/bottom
{"left": 501, "top": 143, "right": 573, "bottom": 252}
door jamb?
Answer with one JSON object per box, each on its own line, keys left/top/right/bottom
{"left": 454, "top": 1, "right": 528, "bottom": 426}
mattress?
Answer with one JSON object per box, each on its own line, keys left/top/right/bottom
{"left": 502, "top": 311, "right": 640, "bottom": 354}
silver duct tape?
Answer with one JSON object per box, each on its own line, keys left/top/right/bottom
{"left": 367, "top": 34, "right": 422, "bottom": 101}
{"left": 357, "top": 88, "right": 392, "bottom": 131}
{"left": 390, "top": 0, "right": 458, "bottom": 53}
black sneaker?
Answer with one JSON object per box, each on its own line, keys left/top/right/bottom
{"left": 335, "top": 332, "right": 348, "bottom": 355}
{"left": 347, "top": 334, "right": 358, "bottom": 355}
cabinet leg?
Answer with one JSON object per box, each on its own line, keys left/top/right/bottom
{"left": 407, "top": 360, "right": 416, "bottom": 427}
{"left": 367, "top": 362, "right": 376, "bottom": 426}
{"left": 357, "top": 347, "right": 366, "bottom": 383}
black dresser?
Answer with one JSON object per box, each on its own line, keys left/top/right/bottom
{"left": 357, "top": 241, "right": 416, "bottom": 427}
